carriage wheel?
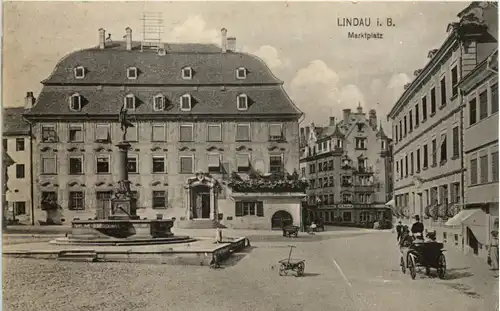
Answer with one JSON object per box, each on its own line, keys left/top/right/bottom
{"left": 437, "top": 253, "right": 446, "bottom": 279}
{"left": 296, "top": 262, "right": 305, "bottom": 277}
{"left": 407, "top": 254, "right": 416, "bottom": 280}
{"left": 279, "top": 264, "right": 287, "bottom": 276}
{"left": 294, "top": 232, "right": 298, "bottom": 238}
{"left": 400, "top": 256, "right": 406, "bottom": 274}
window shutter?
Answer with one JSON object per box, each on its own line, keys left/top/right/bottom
{"left": 152, "top": 125, "right": 165, "bottom": 142}
{"left": 236, "top": 154, "right": 249, "bottom": 168}
{"left": 256, "top": 201, "right": 264, "bottom": 217}
{"left": 96, "top": 125, "right": 109, "bottom": 141}
{"left": 235, "top": 202, "right": 243, "bottom": 217}
{"left": 208, "top": 154, "right": 220, "bottom": 167}
{"left": 269, "top": 124, "right": 282, "bottom": 137}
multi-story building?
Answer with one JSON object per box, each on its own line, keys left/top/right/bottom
{"left": 458, "top": 48, "right": 498, "bottom": 260}
{"left": 23, "top": 27, "right": 304, "bottom": 229}
{"left": 3, "top": 107, "right": 33, "bottom": 224}
{"left": 387, "top": 2, "right": 497, "bottom": 250}
{"left": 299, "top": 105, "right": 393, "bottom": 226}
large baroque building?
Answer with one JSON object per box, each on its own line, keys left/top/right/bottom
{"left": 23, "top": 27, "right": 304, "bottom": 229}
{"left": 387, "top": 2, "right": 497, "bottom": 253}
{"left": 299, "top": 105, "right": 393, "bottom": 226}
{"left": 3, "top": 107, "right": 33, "bottom": 224}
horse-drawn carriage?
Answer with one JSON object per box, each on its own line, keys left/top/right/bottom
{"left": 400, "top": 236, "right": 446, "bottom": 280}
{"left": 283, "top": 225, "right": 300, "bottom": 238}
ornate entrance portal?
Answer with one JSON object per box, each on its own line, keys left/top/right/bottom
{"left": 184, "top": 173, "right": 220, "bottom": 220}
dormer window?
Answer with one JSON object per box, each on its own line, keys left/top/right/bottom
{"left": 236, "top": 67, "right": 247, "bottom": 79}
{"left": 69, "top": 93, "right": 82, "bottom": 111}
{"left": 153, "top": 94, "right": 166, "bottom": 111}
{"left": 182, "top": 67, "right": 193, "bottom": 80}
{"left": 124, "top": 94, "right": 136, "bottom": 110}
{"left": 74, "top": 66, "right": 85, "bottom": 79}
{"left": 180, "top": 94, "right": 192, "bottom": 111}
{"left": 237, "top": 94, "right": 248, "bottom": 111}
{"left": 127, "top": 67, "right": 138, "bottom": 79}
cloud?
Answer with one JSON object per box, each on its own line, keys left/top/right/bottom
{"left": 289, "top": 60, "right": 365, "bottom": 125}
{"left": 252, "top": 45, "right": 289, "bottom": 69}
{"left": 166, "top": 16, "right": 219, "bottom": 44}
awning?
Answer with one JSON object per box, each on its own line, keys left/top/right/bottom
{"left": 385, "top": 199, "right": 395, "bottom": 208}
{"left": 445, "top": 208, "right": 486, "bottom": 227}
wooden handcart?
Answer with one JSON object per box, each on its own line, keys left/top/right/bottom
{"left": 278, "top": 245, "right": 305, "bottom": 277}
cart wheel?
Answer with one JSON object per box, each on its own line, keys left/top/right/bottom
{"left": 294, "top": 232, "right": 298, "bottom": 238}
{"left": 400, "top": 256, "right": 406, "bottom": 274}
{"left": 407, "top": 254, "right": 416, "bottom": 280}
{"left": 296, "top": 262, "right": 305, "bottom": 277}
{"left": 437, "top": 253, "right": 446, "bottom": 279}
{"left": 425, "top": 267, "right": 431, "bottom": 276}
{"left": 279, "top": 264, "right": 287, "bottom": 276}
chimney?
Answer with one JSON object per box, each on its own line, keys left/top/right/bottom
{"left": 98, "top": 28, "right": 106, "bottom": 49}
{"left": 357, "top": 102, "right": 363, "bottom": 114}
{"left": 25, "top": 92, "right": 35, "bottom": 109}
{"left": 369, "top": 109, "right": 377, "bottom": 129}
{"left": 227, "top": 37, "right": 236, "bottom": 52}
{"left": 221, "top": 28, "right": 227, "bottom": 53}
{"left": 125, "top": 27, "right": 132, "bottom": 51}
{"left": 343, "top": 109, "right": 351, "bottom": 123}
{"left": 329, "top": 116, "right": 336, "bottom": 126}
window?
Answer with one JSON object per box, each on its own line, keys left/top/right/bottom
{"left": 451, "top": 66, "right": 458, "bottom": 97}
{"left": 404, "top": 155, "right": 408, "bottom": 177}
{"left": 422, "top": 96, "right": 428, "bottom": 121}
{"left": 400, "top": 159, "right": 403, "bottom": 179}
{"left": 492, "top": 151, "right": 499, "bottom": 182}
{"left": 416, "top": 148, "right": 421, "bottom": 172}
{"left": 452, "top": 126, "right": 459, "bottom": 158}
{"left": 342, "top": 193, "right": 352, "bottom": 203}
{"left": 328, "top": 160, "right": 334, "bottom": 170}
{"left": 69, "top": 94, "right": 82, "bottom": 111}
{"left": 3, "top": 139, "right": 7, "bottom": 151}
{"left": 492, "top": 83, "right": 498, "bottom": 114}
{"left": 153, "top": 95, "right": 165, "bottom": 111}
{"left": 237, "top": 94, "right": 248, "bottom": 110}
{"left": 410, "top": 152, "right": 414, "bottom": 175}
{"left": 470, "top": 158, "right": 478, "bottom": 185}
{"left": 237, "top": 154, "right": 250, "bottom": 172}
{"left": 479, "top": 90, "right": 488, "bottom": 120}
{"left": 180, "top": 156, "right": 194, "bottom": 174}
{"left": 235, "top": 201, "right": 264, "bottom": 217}
{"left": 480, "top": 154, "right": 488, "bottom": 183}
{"left": 74, "top": 66, "right": 85, "bottom": 79}
{"left": 207, "top": 124, "right": 222, "bottom": 142}
{"left": 403, "top": 116, "right": 407, "bottom": 136}
{"left": 430, "top": 87, "right": 436, "bottom": 114}
{"left": 394, "top": 125, "right": 398, "bottom": 143}
{"left": 414, "top": 104, "right": 419, "bottom": 127}
{"left": 41, "top": 191, "right": 57, "bottom": 208}
{"left": 41, "top": 156, "right": 57, "bottom": 174}
{"left": 41, "top": 125, "right": 57, "bottom": 142}
{"left": 179, "top": 124, "right": 194, "bottom": 142}
{"left": 127, "top": 155, "right": 138, "bottom": 173}
{"left": 180, "top": 94, "right": 192, "bottom": 111}
{"left": 69, "top": 156, "right": 83, "bottom": 175}
{"left": 151, "top": 124, "right": 166, "bottom": 142}
{"left": 124, "top": 94, "right": 136, "bottom": 110}
{"left": 69, "top": 191, "right": 85, "bottom": 210}
{"left": 236, "top": 67, "right": 247, "bottom": 79}
{"left": 318, "top": 162, "right": 323, "bottom": 172}
{"left": 95, "top": 124, "right": 110, "bottom": 142}
{"left": 469, "top": 98, "right": 477, "bottom": 125}
{"left": 208, "top": 154, "right": 221, "bottom": 173}
{"left": 431, "top": 139, "right": 437, "bottom": 167}
{"left": 15, "top": 138, "right": 25, "bottom": 151}
{"left": 309, "top": 163, "right": 316, "bottom": 174}
{"left": 152, "top": 191, "right": 167, "bottom": 209}
{"left": 127, "top": 67, "right": 138, "bottom": 79}
{"left": 15, "top": 164, "right": 25, "bottom": 179}
{"left": 152, "top": 156, "right": 166, "bottom": 173}
{"left": 96, "top": 155, "right": 110, "bottom": 174}
{"left": 440, "top": 134, "right": 447, "bottom": 164}
{"left": 269, "top": 154, "right": 283, "bottom": 174}
{"left": 440, "top": 76, "right": 447, "bottom": 106}
{"left": 269, "top": 123, "right": 283, "bottom": 141}
{"left": 355, "top": 138, "right": 366, "bottom": 149}
{"left": 399, "top": 120, "right": 402, "bottom": 139}
{"left": 126, "top": 123, "right": 138, "bottom": 142}
{"left": 329, "top": 176, "right": 334, "bottom": 187}
{"left": 451, "top": 183, "right": 460, "bottom": 203}
{"left": 182, "top": 67, "right": 192, "bottom": 79}
{"left": 395, "top": 161, "right": 399, "bottom": 176}
{"left": 236, "top": 124, "right": 251, "bottom": 141}
{"left": 357, "top": 123, "right": 364, "bottom": 132}
{"left": 14, "top": 202, "right": 26, "bottom": 216}
{"left": 69, "top": 125, "right": 83, "bottom": 142}
{"left": 409, "top": 110, "right": 413, "bottom": 132}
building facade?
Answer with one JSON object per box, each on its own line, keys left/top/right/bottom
{"left": 387, "top": 2, "right": 497, "bottom": 250}
{"left": 3, "top": 107, "right": 33, "bottom": 224}
{"left": 299, "top": 105, "right": 392, "bottom": 226}
{"left": 459, "top": 48, "right": 498, "bottom": 260}
{"left": 23, "top": 27, "right": 304, "bottom": 229}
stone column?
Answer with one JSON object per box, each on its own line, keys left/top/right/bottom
{"left": 185, "top": 187, "right": 191, "bottom": 219}
{"left": 116, "top": 141, "right": 130, "bottom": 182}
{"left": 210, "top": 187, "right": 215, "bottom": 220}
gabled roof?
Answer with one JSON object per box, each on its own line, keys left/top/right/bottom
{"left": 3, "top": 107, "right": 30, "bottom": 136}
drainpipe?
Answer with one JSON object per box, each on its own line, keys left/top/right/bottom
{"left": 458, "top": 38, "right": 466, "bottom": 253}
{"left": 24, "top": 119, "right": 35, "bottom": 226}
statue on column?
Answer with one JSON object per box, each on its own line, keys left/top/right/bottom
{"left": 119, "top": 106, "right": 134, "bottom": 141}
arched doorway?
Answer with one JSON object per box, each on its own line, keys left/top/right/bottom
{"left": 271, "top": 210, "right": 293, "bottom": 229}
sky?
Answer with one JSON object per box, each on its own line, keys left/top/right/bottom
{"left": 2, "top": 1, "right": 468, "bottom": 132}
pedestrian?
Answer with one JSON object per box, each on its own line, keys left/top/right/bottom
{"left": 396, "top": 221, "right": 403, "bottom": 242}
{"left": 488, "top": 230, "right": 499, "bottom": 270}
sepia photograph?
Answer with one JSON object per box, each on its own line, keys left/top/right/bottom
{"left": 1, "top": 1, "right": 499, "bottom": 310}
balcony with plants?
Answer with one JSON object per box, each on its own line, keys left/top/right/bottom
{"left": 227, "top": 170, "right": 308, "bottom": 193}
